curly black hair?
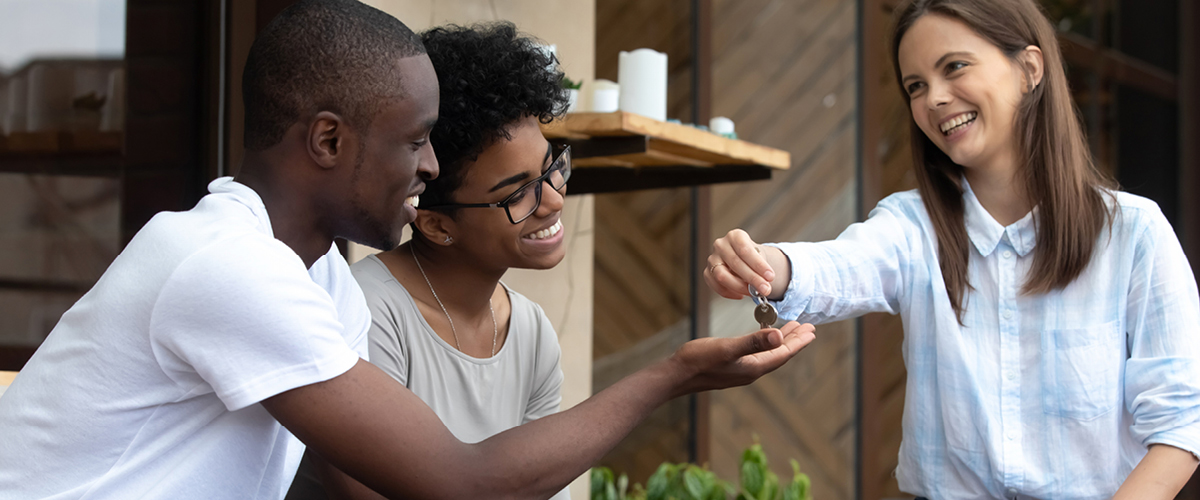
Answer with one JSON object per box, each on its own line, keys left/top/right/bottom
{"left": 419, "top": 22, "right": 571, "bottom": 210}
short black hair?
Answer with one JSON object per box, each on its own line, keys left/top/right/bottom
{"left": 419, "top": 22, "right": 570, "bottom": 208}
{"left": 242, "top": 0, "right": 426, "bottom": 151}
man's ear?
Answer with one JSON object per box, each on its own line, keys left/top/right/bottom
{"left": 1018, "top": 45, "right": 1045, "bottom": 93}
{"left": 413, "top": 209, "right": 457, "bottom": 247}
{"left": 308, "top": 111, "right": 351, "bottom": 170}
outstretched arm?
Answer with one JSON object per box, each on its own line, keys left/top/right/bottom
{"left": 265, "top": 322, "right": 816, "bottom": 499}
{"left": 705, "top": 199, "right": 921, "bottom": 324}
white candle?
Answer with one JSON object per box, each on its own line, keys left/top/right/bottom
{"left": 591, "top": 79, "right": 619, "bottom": 113}
{"left": 617, "top": 48, "right": 667, "bottom": 122}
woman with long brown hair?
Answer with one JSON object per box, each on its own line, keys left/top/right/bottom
{"left": 705, "top": 0, "right": 1200, "bottom": 498}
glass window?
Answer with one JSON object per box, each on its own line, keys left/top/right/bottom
{"left": 0, "top": 0, "right": 125, "bottom": 365}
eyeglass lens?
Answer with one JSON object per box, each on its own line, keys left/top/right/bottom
{"left": 506, "top": 147, "right": 571, "bottom": 223}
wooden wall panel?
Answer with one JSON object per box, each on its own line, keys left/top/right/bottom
{"left": 859, "top": 0, "right": 913, "bottom": 498}
{"left": 592, "top": 0, "right": 696, "bottom": 483}
{"left": 593, "top": 0, "right": 861, "bottom": 496}
{"left": 704, "top": 0, "right": 859, "bottom": 496}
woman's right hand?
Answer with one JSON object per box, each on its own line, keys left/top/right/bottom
{"left": 704, "top": 229, "right": 790, "bottom": 301}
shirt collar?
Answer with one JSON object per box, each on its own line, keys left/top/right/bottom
{"left": 961, "top": 178, "right": 1037, "bottom": 257}
{"left": 208, "top": 176, "right": 274, "bottom": 238}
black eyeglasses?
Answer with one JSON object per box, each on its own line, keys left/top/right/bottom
{"left": 422, "top": 144, "right": 571, "bottom": 224}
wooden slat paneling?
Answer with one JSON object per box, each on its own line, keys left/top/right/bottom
{"left": 593, "top": 0, "right": 860, "bottom": 496}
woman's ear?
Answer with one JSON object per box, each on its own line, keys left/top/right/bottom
{"left": 1018, "top": 45, "right": 1045, "bottom": 93}
{"left": 413, "top": 210, "right": 457, "bottom": 247}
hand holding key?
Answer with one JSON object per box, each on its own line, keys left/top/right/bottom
{"left": 705, "top": 229, "right": 792, "bottom": 302}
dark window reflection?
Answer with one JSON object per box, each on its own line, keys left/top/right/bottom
{"left": 0, "top": 0, "right": 125, "bottom": 354}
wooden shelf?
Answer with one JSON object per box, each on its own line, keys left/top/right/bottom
{"left": 1, "top": 131, "right": 122, "bottom": 154}
{"left": 0, "top": 131, "right": 123, "bottom": 177}
{"left": 0, "top": 153, "right": 123, "bottom": 178}
{"left": 541, "top": 112, "right": 790, "bottom": 194}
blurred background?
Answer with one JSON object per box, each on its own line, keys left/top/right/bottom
{"left": 0, "top": 0, "right": 1195, "bottom": 499}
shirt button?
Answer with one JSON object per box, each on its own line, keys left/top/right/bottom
{"left": 1002, "top": 250, "right": 1014, "bottom": 259}
{"left": 1003, "top": 310, "right": 1014, "bottom": 319}
{"left": 1006, "top": 371, "right": 1016, "bottom": 381}
{"left": 1006, "top": 433, "right": 1015, "bottom": 441}
{"left": 1006, "top": 487, "right": 1018, "bottom": 498}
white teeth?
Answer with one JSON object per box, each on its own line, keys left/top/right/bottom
{"left": 940, "top": 112, "right": 977, "bottom": 134}
{"left": 525, "top": 220, "right": 563, "bottom": 240}
{"left": 405, "top": 195, "right": 420, "bottom": 208}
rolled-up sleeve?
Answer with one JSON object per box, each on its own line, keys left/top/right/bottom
{"left": 1124, "top": 207, "right": 1200, "bottom": 457}
{"left": 766, "top": 195, "right": 920, "bottom": 325}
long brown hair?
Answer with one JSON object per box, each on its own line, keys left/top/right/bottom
{"left": 890, "top": 0, "right": 1114, "bottom": 321}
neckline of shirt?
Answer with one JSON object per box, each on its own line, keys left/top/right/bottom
{"left": 961, "top": 178, "right": 1037, "bottom": 258}
{"left": 366, "top": 254, "right": 515, "bottom": 364}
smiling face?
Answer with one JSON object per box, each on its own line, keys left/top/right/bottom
{"left": 349, "top": 54, "right": 440, "bottom": 250}
{"left": 898, "top": 13, "right": 1031, "bottom": 173}
{"left": 423, "top": 115, "right": 568, "bottom": 270}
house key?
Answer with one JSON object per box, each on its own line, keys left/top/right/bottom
{"left": 748, "top": 285, "right": 778, "bottom": 329}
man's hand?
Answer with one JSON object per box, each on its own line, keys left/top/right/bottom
{"left": 668, "top": 321, "right": 815, "bottom": 398}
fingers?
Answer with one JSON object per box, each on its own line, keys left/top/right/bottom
{"left": 743, "top": 322, "right": 816, "bottom": 373}
{"left": 706, "top": 229, "right": 775, "bottom": 298}
{"left": 704, "top": 255, "right": 745, "bottom": 300}
{"left": 726, "top": 328, "right": 785, "bottom": 359}
{"left": 671, "top": 322, "right": 816, "bottom": 394}
{"left": 778, "top": 321, "right": 815, "bottom": 338}
{"left": 727, "top": 232, "right": 775, "bottom": 297}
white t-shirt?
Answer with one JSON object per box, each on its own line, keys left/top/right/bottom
{"left": 0, "top": 177, "right": 370, "bottom": 500}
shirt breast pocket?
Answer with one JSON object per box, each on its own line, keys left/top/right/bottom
{"left": 1041, "top": 320, "right": 1124, "bottom": 421}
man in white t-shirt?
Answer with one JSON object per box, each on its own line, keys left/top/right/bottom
{"left": 0, "top": 1, "right": 816, "bottom": 498}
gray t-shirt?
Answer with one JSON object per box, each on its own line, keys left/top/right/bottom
{"left": 286, "top": 254, "right": 569, "bottom": 499}
{"left": 351, "top": 254, "right": 566, "bottom": 443}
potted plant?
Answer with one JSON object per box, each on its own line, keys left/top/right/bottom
{"left": 562, "top": 76, "right": 582, "bottom": 113}
{"left": 590, "top": 441, "right": 812, "bottom": 500}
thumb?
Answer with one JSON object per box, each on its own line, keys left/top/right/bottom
{"left": 728, "top": 328, "right": 784, "bottom": 359}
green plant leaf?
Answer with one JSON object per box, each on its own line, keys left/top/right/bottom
{"left": 759, "top": 470, "right": 779, "bottom": 500}
{"left": 647, "top": 463, "right": 673, "bottom": 500}
{"left": 683, "top": 467, "right": 705, "bottom": 500}
{"left": 619, "top": 473, "right": 630, "bottom": 499}
{"left": 593, "top": 468, "right": 614, "bottom": 499}
{"left": 741, "top": 460, "right": 764, "bottom": 495}
{"left": 745, "top": 442, "right": 768, "bottom": 467}
{"left": 783, "top": 459, "right": 811, "bottom": 500}
{"left": 561, "top": 76, "right": 583, "bottom": 89}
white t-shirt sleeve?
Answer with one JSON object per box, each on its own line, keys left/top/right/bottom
{"left": 523, "top": 303, "right": 564, "bottom": 424}
{"left": 356, "top": 260, "right": 411, "bottom": 387}
{"left": 149, "top": 234, "right": 361, "bottom": 411}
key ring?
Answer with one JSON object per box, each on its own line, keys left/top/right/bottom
{"left": 748, "top": 284, "right": 766, "bottom": 306}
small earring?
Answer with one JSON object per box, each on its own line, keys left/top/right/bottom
{"left": 444, "top": 236, "right": 453, "bottom": 244}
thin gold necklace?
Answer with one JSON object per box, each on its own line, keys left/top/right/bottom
{"left": 410, "top": 244, "right": 498, "bottom": 356}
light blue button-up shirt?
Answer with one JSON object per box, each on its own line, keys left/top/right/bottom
{"left": 769, "top": 182, "right": 1200, "bottom": 499}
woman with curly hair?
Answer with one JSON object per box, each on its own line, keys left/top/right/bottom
{"left": 287, "top": 21, "right": 574, "bottom": 499}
